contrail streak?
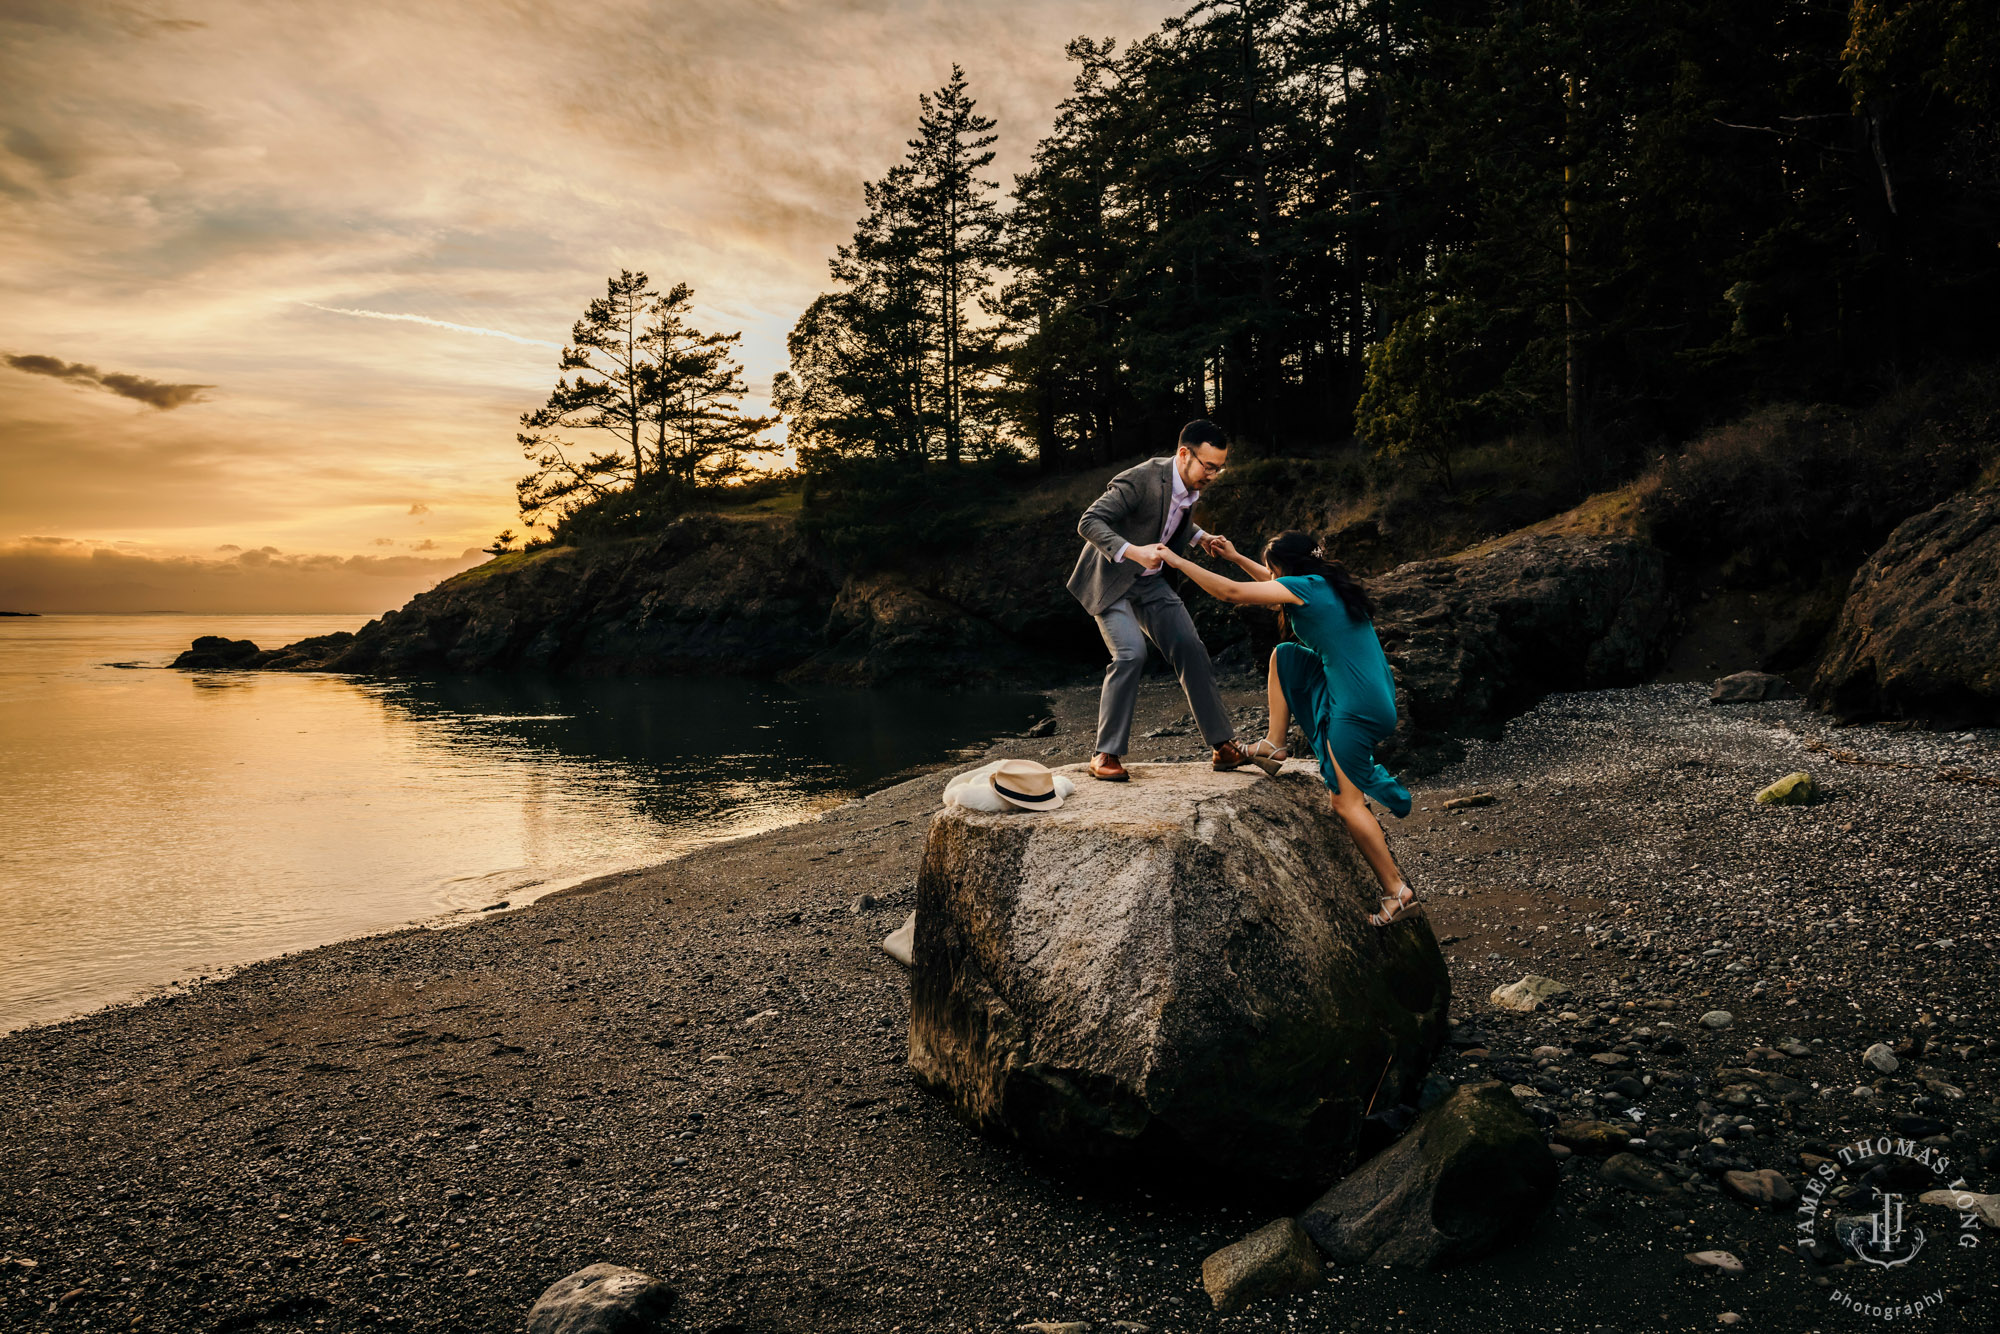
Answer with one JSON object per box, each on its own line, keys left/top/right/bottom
{"left": 299, "top": 302, "right": 559, "bottom": 348}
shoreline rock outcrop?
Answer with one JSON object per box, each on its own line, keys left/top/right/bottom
{"left": 169, "top": 495, "right": 1681, "bottom": 767}
{"left": 1809, "top": 490, "right": 2000, "bottom": 725}
{"left": 1370, "top": 532, "right": 1676, "bottom": 769}
{"left": 905, "top": 760, "right": 1451, "bottom": 1186}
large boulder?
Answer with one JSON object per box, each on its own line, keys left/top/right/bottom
{"left": 907, "top": 761, "right": 1450, "bottom": 1186}
{"left": 1810, "top": 491, "right": 2000, "bottom": 725}
{"left": 1298, "top": 1081, "right": 1557, "bottom": 1268}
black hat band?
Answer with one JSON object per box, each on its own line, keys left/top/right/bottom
{"left": 992, "top": 780, "right": 1057, "bottom": 804}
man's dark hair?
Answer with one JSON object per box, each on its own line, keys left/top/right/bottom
{"left": 1178, "top": 419, "right": 1228, "bottom": 450}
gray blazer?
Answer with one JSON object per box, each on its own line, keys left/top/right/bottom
{"left": 1065, "top": 457, "right": 1201, "bottom": 615}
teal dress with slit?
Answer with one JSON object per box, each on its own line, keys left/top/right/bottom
{"left": 1272, "top": 574, "right": 1412, "bottom": 818}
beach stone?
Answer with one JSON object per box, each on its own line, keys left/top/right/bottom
{"left": 1917, "top": 1189, "right": 2000, "bottom": 1228}
{"left": 907, "top": 763, "right": 1450, "bottom": 1183}
{"left": 879, "top": 911, "right": 915, "bottom": 967}
{"left": 1710, "top": 671, "right": 1791, "bottom": 703}
{"left": 525, "top": 1263, "right": 675, "bottom": 1334}
{"left": 1017, "top": 1324, "right": 1091, "bottom": 1334}
{"left": 1685, "top": 1250, "right": 1745, "bottom": 1275}
{"left": 1700, "top": 1010, "right": 1734, "bottom": 1030}
{"left": 1199, "top": 1218, "right": 1322, "bottom": 1312}
{"left": 1754, "top": 772, "right": 1818, "bottom": 806}
{"left": 1297, "top": 1082, "right": 1556, "bottom": 1268}
{"left": 1722, "top": 1169, "right": 1796, "bottom": 1207}
{"left": 1442, "top": 793, "right": 1496, "bottom": 809}
{"left": 1810, "top": 490, "right": 2000, "bottom": 725}
{"left": 1600, "top": 1152, "right": 1675, "bottom": 1195}
{"left": 1555, "top": 1120, "right": 1632, "bottom": 1155}
{"left": 1862, "top": 1042, "right": 1899, "bottom": 1075}
{"left": 1490, "top": 975, "right": 1570, "bottom": 1013}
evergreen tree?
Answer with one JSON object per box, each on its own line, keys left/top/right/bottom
{"left": 988, "top": 0, "right": 1997, "bottom": 479}
{"left": 518, "top": 271, "right": 774, "bottom": 529}
{"left": 517, "top": 270, "right": 657, "bottom": 526}
{"left": 780, "top": 68, "right": 1007, "bottom": 468}
{"left": 911, "top": 64, "right": 1006, "bottom": 464}
{"left": 641, "top": 282, "right": 778, "bottom": 489}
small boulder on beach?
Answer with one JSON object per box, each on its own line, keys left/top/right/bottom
{"left": 1601, "top": 1151, "right": 1676, "bottom": 1195}
{"left": 1200, "top": 1218, "right": 1323, "bottom": 1312}
{"left": 525, "top": 1263, "right": 675, "bottom": 1334}
{"left": 1298, "top": 1081, "right": 1556, "bottom": 1268}
{"left": 1754, "top": 772, "right": 1818, "bottom": 805}
{"left": 1709, "top": 671, "right": 1792, "bottom": 703}
{"left": 1489, "top": 974, "right": 1570, "bottom": 1013}
{"left": 1554, "top": 1120, "right": 1633, "bottom": 1155}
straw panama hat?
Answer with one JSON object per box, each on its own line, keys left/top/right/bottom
{"left": 988, "top": 759, "right": 1064, "bottom": 811}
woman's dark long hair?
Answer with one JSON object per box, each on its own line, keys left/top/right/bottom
{"left": 1262, "top": 530, "right": 1374, "bottom": 635}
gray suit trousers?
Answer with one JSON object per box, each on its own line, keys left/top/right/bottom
{"left": 1092, "top": 574, "right": 1235, "bottom": 757}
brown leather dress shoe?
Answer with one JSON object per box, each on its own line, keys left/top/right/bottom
{"left": 1212, "top": 739, "right": 1250, "bottom": 771}
{"left": 1089, "top": 752, "right": 1129, "bottom": 782}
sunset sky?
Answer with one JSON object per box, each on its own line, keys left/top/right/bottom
{"left": 0, "top": 0, "right": 1178, "bottom": 612}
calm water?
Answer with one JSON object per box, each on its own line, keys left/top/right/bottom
{"left": 0, "top": 614, "right": 1046, "bottom": 1033}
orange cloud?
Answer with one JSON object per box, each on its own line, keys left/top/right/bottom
{"left": 0, "top": 537, "right": 485, "bottom": 614}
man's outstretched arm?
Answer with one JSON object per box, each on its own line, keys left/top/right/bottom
{"left": 1079, "top": 471, "right": 1151, "bottom": 566}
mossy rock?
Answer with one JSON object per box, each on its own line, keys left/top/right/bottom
{"left": 1755, "top": 771, "right": 1819, "bottom": 805}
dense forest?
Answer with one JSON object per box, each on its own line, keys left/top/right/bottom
{"left": 513, "top": 0, "right": 1995, "bottom": 548}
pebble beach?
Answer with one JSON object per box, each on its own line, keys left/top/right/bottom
{"left": 1, "top": 680, "right": 1995, "bottom": 1333}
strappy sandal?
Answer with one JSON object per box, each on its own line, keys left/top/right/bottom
{"left": 1368, "top": 882, "right": 1419, "bottom": 928}
{"left": 1242, "top": 737, "right": 1289, "bottom": 777}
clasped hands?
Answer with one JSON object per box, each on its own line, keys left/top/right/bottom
{"left": 1127, "top": 533, "right": 1237, "bottom": 570}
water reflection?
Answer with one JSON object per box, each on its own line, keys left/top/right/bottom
{"left": 370, "top": 674, "right": 1043, "bottom": 793}
{"left": 0, "top": 614, "right": 1048, "bottom": 1033}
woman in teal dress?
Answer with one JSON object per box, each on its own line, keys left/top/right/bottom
{"left": 1149, "top": 529, "right": 1419, "bottom": 926}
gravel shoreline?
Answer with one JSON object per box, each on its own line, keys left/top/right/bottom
{"left": 2, "top": 680, "right": 1996, "bottom": 1333}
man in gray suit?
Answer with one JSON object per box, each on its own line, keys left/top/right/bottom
{"left": 1066, "top": 419, "right": 1248, "bottom": 781}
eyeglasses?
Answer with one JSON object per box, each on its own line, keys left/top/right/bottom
{"left": 1183, "top": 452, "right": 1227, "bottom": 476}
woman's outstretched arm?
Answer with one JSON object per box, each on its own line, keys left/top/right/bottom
{"left": 1138, "top": 544, "right": 1303, "bottom": 606}
{"left": 1203, "top": 535, "right": 1272, "bottom": 581}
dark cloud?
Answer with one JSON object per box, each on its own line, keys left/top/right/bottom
{"left": 4, "top": 353, "right": 212, "bottom": 409}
